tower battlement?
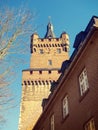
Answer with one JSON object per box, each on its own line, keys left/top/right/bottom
{"left": 31, "top": 32, "right": 69, "bottom": 54}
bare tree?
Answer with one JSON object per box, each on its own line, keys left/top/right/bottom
{"left": 0, "top": 7, "right": 36, "bottom": 125}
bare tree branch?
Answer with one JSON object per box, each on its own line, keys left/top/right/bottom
{"left": 0, "top": 6, "right": 37, "bottom": 126}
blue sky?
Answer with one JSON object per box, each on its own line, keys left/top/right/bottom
{"left": 0, "top": 0, "right": 98, "bottom": 130}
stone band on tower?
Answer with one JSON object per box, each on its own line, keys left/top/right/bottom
{"left": 18, "top": 21, "right": 70, "bottom": 130}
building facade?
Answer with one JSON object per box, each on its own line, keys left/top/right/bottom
{"left": 18, "top": 22, "right": 70, "bottom": 130}
{"left": 32, "top": 16, "right": 98, "bottom": 130}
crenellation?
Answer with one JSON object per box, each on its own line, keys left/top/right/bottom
{"left": 22, "top": 79, "right": 56, "bottom": 87}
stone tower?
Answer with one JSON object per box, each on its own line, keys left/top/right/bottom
{"left": 18, "top": 21, "right": 70, "bottom": 130}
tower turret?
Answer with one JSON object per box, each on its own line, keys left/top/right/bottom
{"left": 60, "top": 32, "right": 70, "bottom": 52}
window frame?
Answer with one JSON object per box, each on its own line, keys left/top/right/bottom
{"left": 50, "top": 114, "right": 55, "bottom": 130}
{"left": 78, "top": 67, "right": 89, "bottom": 98}
{"left": 62, "top": 94, "right": 69, "bottom": 120}
{"left": 84, "top": 118, "right": 96, "bottom": 130}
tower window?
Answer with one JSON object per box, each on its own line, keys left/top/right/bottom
{"left": 38, "top": 81, "right": 42, "bottom": 85}
{"left": 35, "top": 81, "right": 38, "bottom": 85}
{"left": 44, "top": 44, "right": 46, "bottom": 47}
{"left": 58, "top": 44, "right": 60, "bottom": 47}
{"left": 30, "top": 70, "right": 33, "bottom": 75}
{"left": 49, "top": 80, "right": 52, "bottom": 85}
{"left": 48, "top": 60, "right": 52, "bottom": 65}
{"left": 46, "top": 44, "right": 49, "bottom": 47}
{"left": 39, "top": 70, "right": 42, "bottom": 74}
{"left": 48, "top": 70, "right": 51, "bottom": 74}
{"left": 49, "top": 39, "right": 51, "bottom": 41}
{"left": 56, "top": 38, "right": 59, "bottom": 41}
{"left": 46, "top": 80, "right": 49, "bottom": 85}
{"left": 31, "top": 81, "right": 34, "bottom": 85}
{"left": 55, "top": 44, "right": 57, "bottom": 47}
{"left": 61, "top": 44, "right": 63, "bottom": 47}
{"left": 58, "top": 70, "right": 60, "bottom": 74}
{"left": 57, "top": 48, "right": 61, "bottom": 53}
{"left": 39, "top": 49, "right": 44, "bottom": 54}
{"left": 63, "top": 47, "right": 67, "bottom": 52}
{"left": 42, "top": 80, "right": 45, "bottom": 85}
{"left": 41, "top": 44, "right": 43, "bottom": 47}
{"left": 41, "top": 39, "right": 44, "bottom": 41}
{"left": 49, "top": 44, "right": 51, "bottom": 47}
{"left": 28, "top": 81, "right": 30, "bottom": 85}
{"left": 24, "top": 81, "right": 27, "bottom": 85}
{"left": 38, "top": 44, "right": 40, "bottom": 47}
{"left": 33, "top": 48, "right": 36, "bottom": 52}
{"left": 52, "top": 44, "right": 54, "bottom": 47}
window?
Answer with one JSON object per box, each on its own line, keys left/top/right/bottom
{"left": 33, "top": 48, "right": 36, "bottom": 52}
{"left": 38, "top": 81, "right": 42, "bottom": 85}
{"left": 62, "top": 44, "right": 67, "bottom": 52}
{"left": 24, "top": 81, "right": 27, "bottom": 85}
{"left": 35, "top": 81, "right": 38, "bottom": 85}
{"left": 42, "top": 80, "right": 45, "bottom": 85}
{"left": 31, "top": 81, "right": 34, "bottom": 85}
{"left": 57, "top": 48, "right": 61, "bottom": 53}
{"left": 38, "top": 44, "right": 40, "bottom": 47}
{"left": 79, "top": 68, "right": 89, "bottom": 96}
{"left": 30, "top": 70, "right": 33, "bottom": 75}
{"left": 84, "top": 118, "right": 96, "bottom": 130}
{"left": 58, "top": 70, "right": 60, "bottom": 74}
{"left": 62, "top": 95, "right": 69, "bottom": 119}
{"left": 50, "top": 114, "right": 54, "bottom": 130}
{"left": 48, "top": 60, "right": 52, "bottom": 65}
{"left": 56, "top": 38, "right": 59, "bottom": 41}
{"left": 58, "top": 44, "right": 60, "bottom": 47}
{"left": 28, "top": 81, "right": 30, "bottom": 85}
{"left": 43, "top": 44, "right": 45, "bottom": 47}
{"left": 48, "top": 70, "right": 51, "bottom": 74}
{"left": 41, "top": 39, "right": 44, "bottom": 41}
{"left": 46, "top": 80, "right": 49, "bottom": 85}
{"left": 39, "top": 49, "right": 44, "bottom": 54}
{"left": 39, "top": 70, "right": 42, "bottom": 74}
{"left": 55, "top": 44, "right": 57, "bottom": 47}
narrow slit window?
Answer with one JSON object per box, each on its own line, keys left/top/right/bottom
{"left": 48, "top": 60, "right": 52, "bottom": 66}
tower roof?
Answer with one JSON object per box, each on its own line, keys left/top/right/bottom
{"left": 44, "top": 22, "right": 55, "bottom": 39}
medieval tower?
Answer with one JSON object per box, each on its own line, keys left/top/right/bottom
{"left": 18, "top": 21, "right": 70, "bottom": 130}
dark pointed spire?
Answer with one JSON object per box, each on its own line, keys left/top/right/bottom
{"left": 44, "top": 17, "right": 55, "bottom": 39}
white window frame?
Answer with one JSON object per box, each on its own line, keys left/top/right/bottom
{"left": 79, "top": 68, "right": 89, "bottom": 96}
{"left": 85, "top": 118, "right": 96, "bottom": 130}
{"left": 50, "top": 114, "right": 54, "bottom": 130}
{"left": 62, "top": 95, "right": 69, "bottom": 119}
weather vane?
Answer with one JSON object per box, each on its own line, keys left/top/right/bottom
{"left": 48, "top": 16, "right": 51, "bottom": 23}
